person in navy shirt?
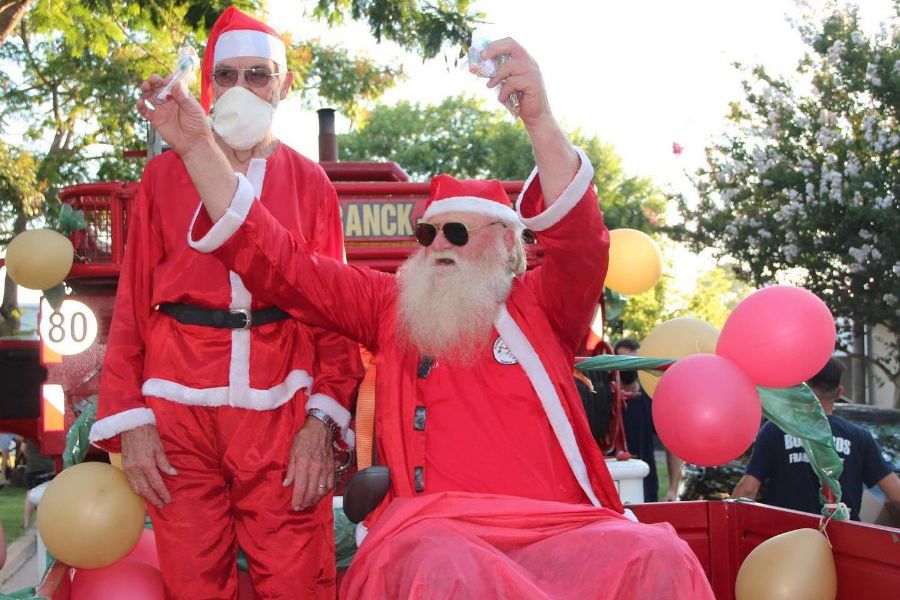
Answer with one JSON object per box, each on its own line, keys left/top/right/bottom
{"left": 615, "top": 338, "right": 683, "bottom": 502}
{"left": 732, "top": 358, "right": 900, "bottom": 520}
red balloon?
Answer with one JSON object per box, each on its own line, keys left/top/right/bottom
{"left": 72, "top": 560, "right": 164, "bottom": 600}
{"left": 125, "top": 529, "right": 159, "bottom": 569}
{"left": 717, "top": 285, "right": 835, "bottom": 388}
{"left": 653, "top": 354, "right": 761, "bottom": 466}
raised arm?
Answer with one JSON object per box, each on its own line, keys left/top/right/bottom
{"left": 481, "top": 40, "right": 608, "bottom": 350}
{"left": 136, "top": 75, "right": 390, "bottom": 348}
{"left": 483, "top": 38, "right": 579, "bottom": 204}
{"left": 187, "top": 172, "right": 391, "bottom": 349}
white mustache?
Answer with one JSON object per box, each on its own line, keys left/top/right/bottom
{"left": 427, "top": 249, "right": 459, "bottom": 264}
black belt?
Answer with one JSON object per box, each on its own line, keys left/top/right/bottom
{"left": 157, "top": 303, "right": 290, "bottom": 329}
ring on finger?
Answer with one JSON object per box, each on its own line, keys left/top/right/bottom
{"left": 316, "top": 483, "right": 329, "bottom": 488}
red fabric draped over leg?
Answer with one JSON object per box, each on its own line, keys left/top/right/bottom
{"left": 341, "top": 492, "right": 714, "bottom": 600}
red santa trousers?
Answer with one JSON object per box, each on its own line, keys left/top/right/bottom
{"left": 341, "top": 492, "right": 714, "bottom": 599}
{"left": 145, "top": 396, "right": 335, "bottom": 599}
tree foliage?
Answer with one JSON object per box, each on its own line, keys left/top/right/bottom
{"left": 339, "top": 94, "right": 667, "bottom": 231}
{"left": 684, "top": 265, "right": 754, "bottom": 330}
{"left": 287, "top": 40, "right": 400, "bottom": 123}
{"left": 0, "top": 0, "right": 477, "bottom": 226}
{"left": 312, "top": 0, "right": 479, "bottom": 60}
{"left": 0, "top": 0, "right": 479, "bottom": 327}
{"left": 606, "top": 274, "right": 675, "bottom": 341}
{"left": 674, "top": 5, "right": 900, "bottom": 401}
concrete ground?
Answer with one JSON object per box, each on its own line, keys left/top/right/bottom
{"left": 0, "top": 526, "right": 40, "bottom": 593}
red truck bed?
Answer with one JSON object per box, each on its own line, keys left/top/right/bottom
{"left": 35, "top": 500, "right": 900, "bottom": 599}
{"left": 632, "top": 501, "right": 899, "bottom": 600}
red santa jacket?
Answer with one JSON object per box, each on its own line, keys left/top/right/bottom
{"left": 192, "top": 148, "right": 624, "bottom": 517}
{"left": 91, "top": 144, "right": 362, "bottom": 451}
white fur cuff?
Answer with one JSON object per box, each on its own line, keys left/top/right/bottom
{"left": 306, "top": 393, "right": 354, "bottom": 448}
{"left": 188, "top": 172, "right": 256, "bottom": 253}
{"left": 89, "top": 407, "right": 157, "bottom": 443}
{"left": 517, "top": 147, "right": 595, "bottom": 232}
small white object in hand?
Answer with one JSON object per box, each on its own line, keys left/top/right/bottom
{"left": 467, "top": 29, "right": 520, "bottom": 117}
{"left": 156, "top": 45, "right": 199, "bottom": 101}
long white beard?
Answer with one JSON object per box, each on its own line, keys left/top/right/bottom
{"left": 397, "top": 241, "right": 513, "bottom": 364}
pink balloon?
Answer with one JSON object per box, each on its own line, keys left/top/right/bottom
{"left": 72, "top": 559, "right": 164, "bottom": 600}
{"left": 653, "top": 354, "right": 761, "bottom": 466}
{"left": 125, "top": 529, "right": 159, "bottom": 569}
{"left": 717, "top": 285, "right": 835, "bottom": 388}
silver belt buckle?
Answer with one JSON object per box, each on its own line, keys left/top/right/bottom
{"left": 233, "top": 308, "right": 252, "bottom": 329}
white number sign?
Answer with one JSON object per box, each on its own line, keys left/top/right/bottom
{"left": 39, "top": 299, "right": 98, "bottom": 355}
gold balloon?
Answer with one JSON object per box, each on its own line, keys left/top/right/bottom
{"left": 109, "top": 452, "right": 123, "bottom": 469}
{"left": 638, "top": 317, "right": 719, "bottom": 397}
{"left": 604, "top": 229, "right": 662, "bottom": 295}
{"left": 4, "top": 229, "right": 74, "bottom": 290}
{"left": 735, "top": 528, "right": 836, "bottom": 600}
{"left": 38, "top": 462, "right": 145, "bottom": 568}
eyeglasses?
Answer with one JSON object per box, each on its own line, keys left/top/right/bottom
{"left": 414, "top": 221, "right": 504, "bottom": 247}
{"left": 212, "top": 66, "right": 280, "bottom": 88}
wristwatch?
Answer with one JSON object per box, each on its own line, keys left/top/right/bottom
{"left": 306, "top": 408, "right": 339, "bottom": 442}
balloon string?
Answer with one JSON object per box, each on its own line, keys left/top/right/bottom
{"left": 818, "top": 502, "right": 846, "bottom": 546}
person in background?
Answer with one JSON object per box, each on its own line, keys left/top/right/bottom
{"left": 0, "top": 432, "right": 14, "bottom": 485}
{"left": 614, "top": 338, "right": 683, "bottom": 502}
{"left": 732, "top": 357, "right": 900, "bottom": 520}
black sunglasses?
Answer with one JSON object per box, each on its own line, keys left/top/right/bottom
{"left": 415, "top": 221, "right": 504, "bottom": 247}
{"left": 212, "top": 66, "right": 280, "bottom": 88}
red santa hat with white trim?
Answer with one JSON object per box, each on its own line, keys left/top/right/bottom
{"left": 200, "top": 6, "right": 287, "bottom": 113}
{"left": 424, "top": 174, "right": 524, "bottom": 230}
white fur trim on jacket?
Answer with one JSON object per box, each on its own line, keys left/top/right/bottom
{"left": 141, "top": 369, "right": 314, "bottom": 411}
{"left": 89, "top": 407, "right": 157, "bottom": 443}
{"left": 493, "top": 305, "right": 601, "bottom": 507}
{"left": 517, "top": 147, "right": 594, "bottom": 232}
{"left": 423, "top": 196, "right": 522, "bottom": 230}
{"left": 214, "top": 30, "right": 287, "bottom": 68}
{"left": 188, "top": 171, "right": 257, "bottom": 253}
{"left": 306, "top": 392, "right": 355, "bottom": 449}
{"left": 355, "top": 521, "right": 369, "bottom": 547}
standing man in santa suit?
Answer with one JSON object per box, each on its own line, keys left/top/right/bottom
{"left": 138, "top": 35, "right": 714, "bottom": 599}
{"left": 90, "top": 7, "right": 362, "bottom": 599}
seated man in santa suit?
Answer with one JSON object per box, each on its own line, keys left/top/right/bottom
{"left": 138, "top": 36, "right": 714, "bottom": 599}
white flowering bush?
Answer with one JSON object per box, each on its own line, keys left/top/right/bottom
{"left": 677, "top": 6, "right": 899, "bottom": 404}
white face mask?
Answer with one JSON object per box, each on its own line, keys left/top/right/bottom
{"left": 211, "top": 86, "right": 276, "bottom": 151}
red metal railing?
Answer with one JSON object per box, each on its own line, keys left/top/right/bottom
{"left": 59, "top": 182, "right": 137, "bottom": 278}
